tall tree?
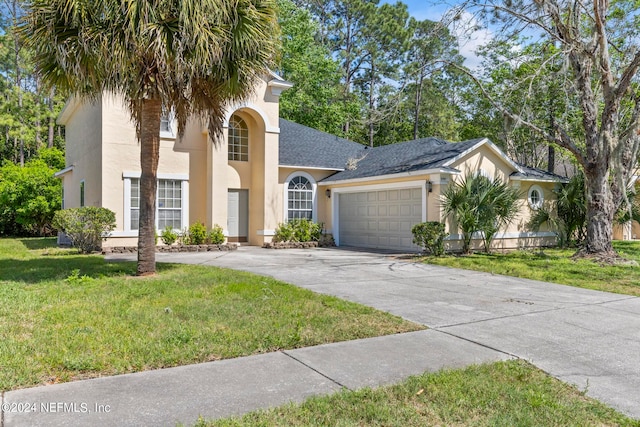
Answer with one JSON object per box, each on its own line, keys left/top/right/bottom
{"left": 21, "top": 0, "right": 279, "bottom": 275}
{"left": 459, "top": 0, "right": 640, "bottom": 257}
{"left": 404, "top": 18, "right": 462, "bottom": 140}
{"left": 277, "top": 0, "right": 357, "bottom": 136}
{"left": 356, "top": 1, "right": 410, "bottom": 146}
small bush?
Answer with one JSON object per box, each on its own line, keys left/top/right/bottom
{"left": 208, "top": 224, "right": 225, "bottom": 244}
{"left": 160, "top": 226, "right": 178, "bottom": 245}
{"left": 52, "top": 207, "right": 116, "bottom": 254}
{"left": 412, "top": 221, "right": 448, "bottom": 256}
{"left": 273, "top": 219, "right": 322, "bottom": 243}
{"left": 188, "top": 222, "right": 207, "bottom": 245}
{"left": 178, "top": 228, "right": 190, "bottom": 245}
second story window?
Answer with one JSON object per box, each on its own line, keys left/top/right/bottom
{"left": 160, "top": 107, "right": 174, "bottom": 137}
{"left": 228, "top": 115, "right": 248, "bottom": 161}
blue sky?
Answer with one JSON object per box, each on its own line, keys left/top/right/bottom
{"left": 382, "top": 0, "right": 492, "bottom": 69}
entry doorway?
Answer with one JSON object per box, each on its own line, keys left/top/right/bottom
{"left": 227, "top": 189, "right": 248, "bottom": 242}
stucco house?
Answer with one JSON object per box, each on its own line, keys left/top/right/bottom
{"left": 55, "top": 74, "right": 566, "bottom": 252}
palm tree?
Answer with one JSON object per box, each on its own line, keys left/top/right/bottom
{"left": 442, "top": 173, "right": 520, "bottom": 253}
{"left": 20, "top": 0, "right": 279, "bottom": 275}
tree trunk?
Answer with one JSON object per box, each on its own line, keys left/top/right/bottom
{"left": 368, "top": 66, "right": 375, "bottom": 147}
{"left": 583, "top": 164, "right": 615, "bottom": 255}
{"left": 48, "top": 87, "right": 55, "bottom": 148}
{"left": 413, "top": 72, "right": 424, "bottom": 140}
{"left": 137, "top": 98, "right": 162, "bottom": 276}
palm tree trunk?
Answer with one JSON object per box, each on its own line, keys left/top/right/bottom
{"left": 137, "top": 98, "right": 162, "bottom": 275}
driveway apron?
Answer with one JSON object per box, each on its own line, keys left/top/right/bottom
{"left": 173, "top": 246, "right": 640, "bottom": 418}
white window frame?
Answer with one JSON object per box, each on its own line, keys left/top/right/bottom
{"left": 160, "top": 108, "right": 176, "bottom": 139}
{"left": 228, "top": 115, "right": 249, "bottom": 162}
{"left": 528, "top": 185, "right": 544, "bottom": 210}
{"left": 80, "top": 180, "right": 85, "bottom": 207}
{"left": 283, "top": 172, "right": 317, "bottom": 222}
{"left": 121, "top": 172, "right": 189, "bottom": 236}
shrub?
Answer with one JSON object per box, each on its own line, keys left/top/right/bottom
{"left": 0, "top": 158, "right": 62, "bottom": 236}
{"left": 52, "top": 207, "right": 116, "bottom": 253}
{"left": 160, "top": 226, "right": 178, "bottom": 245}
{"left": 273, "top": 219, "right": 322, "bottom": 243}
{"left": 273, "top": 222, "right": 294, "bottom": 243}
{"left": 188, "top": 222, "right": 207, "bottom": 245}
{"left": 412, "top": 222, "right": 448, "bottom": 256}
{"left": 442, "top": 173, "right": 520, "bottom": 254}
{"left": 208, "top": 224, "right": 225, "bottom": 244}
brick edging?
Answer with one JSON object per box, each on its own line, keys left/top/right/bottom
{"left": 102, "top": 244, "right": 238, "bottom": 254}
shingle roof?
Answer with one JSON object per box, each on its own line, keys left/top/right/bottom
{"left": 278, "top": 119, "right": 366, "bottom": 170}
{"left": 320, "top": 137, "right": 484, "bottom": 182}
{"left": 278, "top": 119, "right": 568, "bottom": 183}
{"left": 511, "top": 164, "right": 570, "bottom": 183}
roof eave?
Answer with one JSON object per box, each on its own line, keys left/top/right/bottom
{"left": 319, "top": 168, "right": 460, "bottom": 186}
{"left": 57, "top": 97, "right": 82, "bottom": 125}
{"left": 510, "top": 175, "right": 569, "bottom": 183}
{"left": 279, "top": 164, "right": 345, "bottom": 172}
{"left": 54, "top": 165, "right": 74, "bottom": 178}
{"left": 443, "top": 138, "right": 525, "bottom": 174}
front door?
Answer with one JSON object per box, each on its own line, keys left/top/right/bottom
{"left": 227, "top": 189, "right": 248, "bottom": 242}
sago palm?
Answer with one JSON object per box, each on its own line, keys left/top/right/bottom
{"left": 20, "top": 0, "right": 279, "bottom": 274}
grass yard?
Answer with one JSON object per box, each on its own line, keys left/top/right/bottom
{"left": 198, "top": 360, "right": 638, "bottom": 427}
{"left": 0, "top": 238, "right": 422, "bottom": 391}
{"left": 421, "top": 241, "right": 640, "bottom": 296}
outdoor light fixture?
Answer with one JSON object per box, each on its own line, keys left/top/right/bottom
{"left": 426, "top": 181, "right": 433, "bottom": 193}
{"left": 325, "top": 189, "right": 331, "bottom": 198}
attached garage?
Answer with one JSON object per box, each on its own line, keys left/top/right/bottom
{"left": 337, "top": 187, "right": 423, "bottom": 251}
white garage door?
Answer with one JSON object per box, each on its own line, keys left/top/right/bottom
{"left": 338, "top": 188, "right": 422, "bottom": 251}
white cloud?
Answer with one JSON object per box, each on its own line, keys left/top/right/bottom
{"left": 448, "top": 10, "right": 493, "bottom": 71}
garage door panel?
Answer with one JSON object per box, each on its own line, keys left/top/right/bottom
{"left": 339, "top": 188, "right": 422, "bottom": 251}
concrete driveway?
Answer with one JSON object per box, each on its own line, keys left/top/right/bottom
{"left": 136, "top": 246, "right": 640, "bottom": 418}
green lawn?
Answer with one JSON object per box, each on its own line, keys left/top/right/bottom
{"left": 199, "top": 360, "right": 638, "bottom": 427}
{"left": 421, "top": 241, "right": 640, "bottom": 296}
{"left": 0, "top": 238, "right": 422, "bottom": 391}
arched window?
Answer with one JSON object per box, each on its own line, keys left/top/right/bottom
{"left": 228, "top": 115, "right": 248, "bottom": 161}
{"left": 288, "top": 176, "right": 314, "bottom": 220}
{"left": 528, "top": 185, "right": 544, "bottom": 210}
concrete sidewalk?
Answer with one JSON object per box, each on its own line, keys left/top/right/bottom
{"left": 2, "top": 330, "right": 511, "bottom": 427}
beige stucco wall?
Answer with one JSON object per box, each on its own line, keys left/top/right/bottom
{"left": 60, "top": 98, "right": 103, "bottom": 209}
{"left": 100, "top": 94, "right": 190, "bottom": 239}
{"left": 204, "top": 77, "right": 283, "bottom": 245}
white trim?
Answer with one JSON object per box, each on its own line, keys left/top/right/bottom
{"left": 331, "top": 180, "right": 426, "bottom": 247}
{"left": 268, "top": 79, "right": 294, "bottom": 96}
{"left": 257, "top": 229, "right": 276, "bottom": 236}
{"left": 283, "top": 171, "right": 318, "bottom": 222}
{"left": 110, "top": 230, "right": 139, "bottom": 238}
{"left": 222, "top": 103, "right": 280, "bottom": 133}
{"left": 320, "top": 168, "right": 460, "bottom": 186}
{"left": 122, "top": 175, "right": 189, "bottom": 233}
{"left": 160, "top": 109, "right": 177, "bottom": 139}
{"left": 79, "top": 180, "right": 85, "bottom": 207}
{"left": 330, "top": 180, "right": 426, "bottom": 194}
{"left": 181, "top": 180, "right": 189, "bottom": 230}
{"left": 122, "top": 171, "right": 189, "bottom": 180}
{"left": 527, "top": 185, "right": 544, "bottom": 210}
{"left": 54, "top": 166, "right": 74, "bottom": 178}
{"left": 445, "top": 231, "right": 557, "bottom": 240}
{"left": 510, "top": 176, "right": 567, "bottom": 183}
{"left": 56, "top": 97, "right": 81, "bottom": 125}
{"left": 280, "top": 164, "right": 345, "bottom": 172}
{"left": 123, "top": 178, "right": 133, "bottom": 232}
{"left": 443, "top": 138, "right": 525, "bottom": 174}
